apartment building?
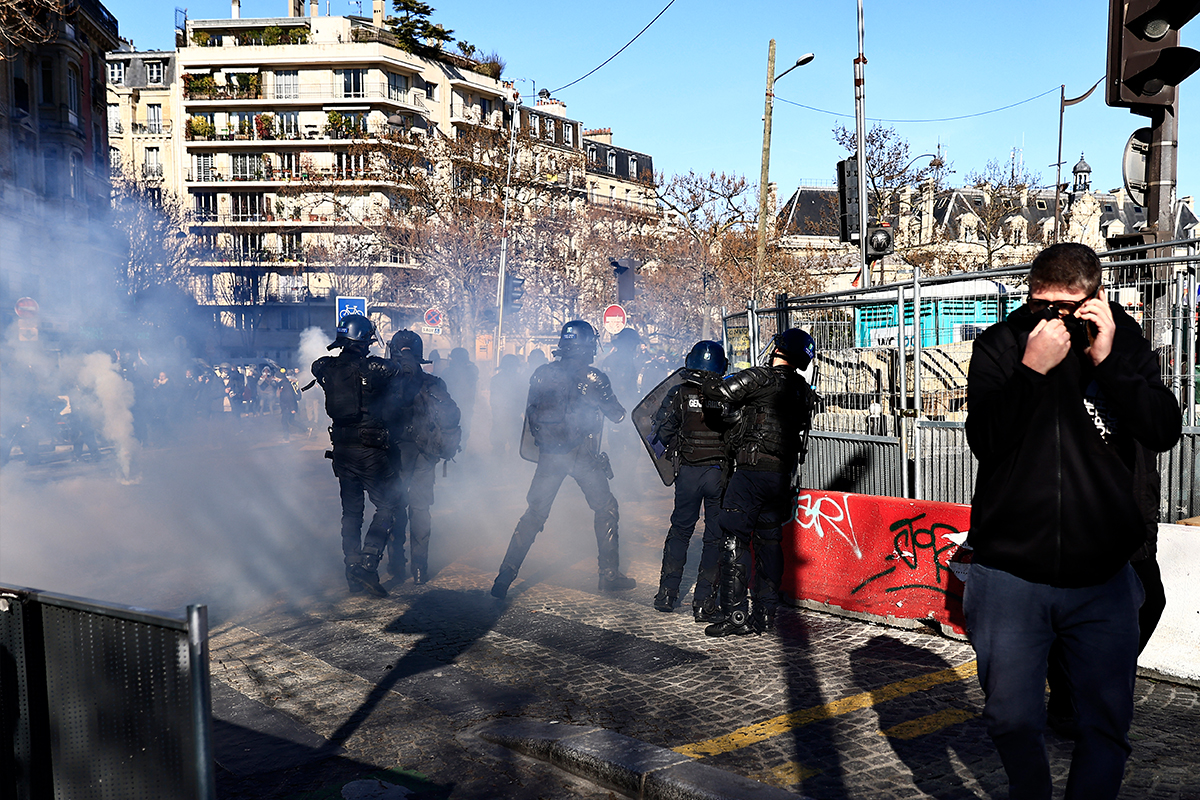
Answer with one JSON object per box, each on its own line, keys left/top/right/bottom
{"left": 0, "top": 0, "right": 121, "bottom": 336}
{"left": 582, "top": 127, "right": 657, "bottom": 215}
{"left": 106, "top": 46, "right": 177, "bottom": 194}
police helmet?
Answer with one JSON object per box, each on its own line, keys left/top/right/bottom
{"left": 450, "top": 347, "right": 470, "bottom": 362}
{"left": 555, "top": 320, "right": 598, "bottom": 360}
{"left": 611, "top": 327, "right": 641, "bottom": 348}
{"left": 499, "top": 353, "right": 521, "bottom": 370}
{"left": 329, "top": 314, "right": 376, "bottom": 350}
{"left": 388, "top": 329, "right": 430, "bottom": 363}
{"left": 685, "top": 340, "right": 728, "bottom": 374}
{"left": 770, "top": 328, "right": 815, "bottom": 371}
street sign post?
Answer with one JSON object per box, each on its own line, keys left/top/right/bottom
{"left": 602, "top": 304, "right": 627, "bottom": 336}
{"left": 336, "top": 296, "right": 368, "bottom": 325}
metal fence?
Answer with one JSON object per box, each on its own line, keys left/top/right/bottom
{"left": 0, "top": 586, "right": 214, "bottom": 800}
{"left": 726, "top": 238, "right": 1199, "bottom": 522}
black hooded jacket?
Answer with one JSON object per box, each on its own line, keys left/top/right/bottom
{"left": 965, "top": 301, "right": 1181, "bottom": 587}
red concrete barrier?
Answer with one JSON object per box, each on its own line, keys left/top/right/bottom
{"left": 782, "top": 490, "right": 971, "bottom": 636}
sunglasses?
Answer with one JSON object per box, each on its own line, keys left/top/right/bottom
{"left": 1027, "top": 289, "right": 1098, "bottom": 317}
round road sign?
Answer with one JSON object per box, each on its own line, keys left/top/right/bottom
{"left": 15, "top": 297, "right": 39, "bottom": 318}
{"left": 424, "top": 307, "right": 444, "bottom": 328}
{"left": 602, "top": 304, "right": 627, "bottom": 335}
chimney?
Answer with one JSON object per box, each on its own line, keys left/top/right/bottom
{"left": 373, "top": 0, "right": 384, "bottom": 26}
{"left": 231, "top": 0, "right": 240, "bottom": 19}
{"left": 310, "top": 0, "right": 319, "bottom": 16}
{"left": 288, "top": 0, "right": 302, "bottom": 16}
{"left": 583, "top": 127, "right": 613, "bottom": 145}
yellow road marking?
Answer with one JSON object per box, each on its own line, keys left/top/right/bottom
{"left": 673, "top": 660, "right": 978, "bottom": 758}
{"left": 879, "top": 707, "right": 978, "bottom": 740}
{"left": 756, "top": 761, "right": 822, "bottom": 787}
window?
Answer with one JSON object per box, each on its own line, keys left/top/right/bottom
{"left": 66, "top": 66, "right": 81, "bottom": 124}
{"left": 232, "top": 231, "right": 264, "bottom": 260}
{"left": 143, "top": 146, "right": 162, "bottom": 179}
{"left": 146, "top": 103, "right": 162, "bottom": 134}
{"left": 193, "top": 152, "right": 214, "bottom": 181}
{"left": 342, "top": 68, "right": 366, "bottom": 98}
{"left": 231, "top": 152, "right": 264, "bottom": 180}
{"left": 194, "top": 233, "right": 218, "bottom": 262}
{"left": 564, "top": 125, "right": 573, "bottom": 146}
{"left": 107, "top": 103, "right": 120, "bottom": 132}
{"left": 278, "top": 151, "right": 301, "bottom": 178}
{"left": 41, "top": 60, "right": 53, "bottom": 104}
{"left": 544, "top": 119, "right": 555, "bottom": 141}
{"left": 425, "top": 81, "right": 437, "bottom": 101}
{"left": 276, "top": 110, "right": 300, "bottom": 137}
{"left": 387, "top": 71, "right": 408, "bottom": 101}
{"left": 275, "top": 69, "right": 298, "bottom": 99}
{"left": 194, "top": 191, "right": 217, "bottom": 221}
{"left": 109, "top": 146, "right": 121, "bottom": 175}
{"left": 230, "top": 192, "right": 265, "bottom": 221}
{"left": 107, "top": 60, "right": 124, "bottom": 85}
{"left": 336, "top": 151, "right": 367, "bottom": 179}
{"left": 479, "top": 96, "right": 492, "bottom": 118}
{"left": 70, "top": 152, "right": 84, "bottom": 198}
{"left": 281, "top": 231, "right": 303, "bottom": 260}
{"left": 146, "top": 61, "right": 163, "bottom": 84}
{"left": 628, "top": 155, "right": 638, "bottom": 178}
{"left": 529, "top": 115, "right": 539, "bottom": 137}
{"left": 587, "top": 145, "right": 597, "bottom": 164}
{"left": 607, "top": 151, "right": 616, "bottom": 175}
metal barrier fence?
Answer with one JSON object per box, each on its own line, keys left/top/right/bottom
{"left": 0, "top": 586, "right": 214, "bottom": 800}
{"left": 727, "top": 239, "right": 1199, "bottom": 520}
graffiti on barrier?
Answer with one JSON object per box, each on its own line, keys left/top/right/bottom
{"left": 795, "top": 491, "right": 863, "bottom": 558}
{"left": 850, "top": 512, "right": 963, "bottom": 599}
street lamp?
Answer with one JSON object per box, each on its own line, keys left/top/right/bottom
{"left": 754, "top": 42, "right": 814, "bottom": 304}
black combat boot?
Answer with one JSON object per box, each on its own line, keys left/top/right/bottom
{"left": 653, "top": 587, "right": 678, "bottom": 612}
{"left": 599, "top": 569, "right": 637, "bottom": 591}
{"left": 346, "top": 552, "right": 388, "bottom": 598}
{"left": 693, "top": 595, "right": 721, "bottom": 624}
{"left": 705, "top": 608, "right": 754, "bottom": 637}
{"left": 750, "top": 605, "right": 777, "bottom": 635}
{"left": 412, "top": 560, "right": 429, "bottom": 585}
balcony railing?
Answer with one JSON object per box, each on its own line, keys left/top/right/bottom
{"left": 142, "top": 163, "right": 164, "bottom": 179}
{"left": 108, "top": 122, "right": 124, "bottom": 135}
{"left": 183, "top": 83, "right": 427, "bottom": 109}
{"left": 132, "top": 120, "right": 172, "bottom": 135}
{"left": 449, "top": 103, "right": 502, "bottom": 127}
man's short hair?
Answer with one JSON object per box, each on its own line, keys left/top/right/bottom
{"left": 1028, "top": 243, "right": 1102, "bottom": 296}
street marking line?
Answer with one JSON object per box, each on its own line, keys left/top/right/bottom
{"left": 879, "top": 707, "right": 978, "bottom": 740}
{"left": 756, "top": 761, "right": 822, "bottom": 786}
{"left": 673, "top": 660, "right": 978, "bottom": 758}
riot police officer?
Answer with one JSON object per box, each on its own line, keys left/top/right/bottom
{"left": 311, "top": 314, "right": 398, "bottom": 597}
{"left": 690, "top": 328, "right": 816, "bottom": 636}
{"left": 649, "top": 340, "right": 732, "bottom": 621}
{"left": 491, "top": 320, "right": 636, "bottom": 599}
{"left": 382, "top": 330, "right": 461, "bottom": 585}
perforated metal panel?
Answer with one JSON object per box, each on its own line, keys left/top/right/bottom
{"left": 0, "top": 588, "right": 212, "bottom": 800}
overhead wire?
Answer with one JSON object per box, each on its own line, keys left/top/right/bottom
{"left": 548, "top": 0, "right": 678, "bottom": 94}
{"left": 774, "top": 86, "right": 1061, "bottom": 123}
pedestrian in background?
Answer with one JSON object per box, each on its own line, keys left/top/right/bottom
{"left": 442, "top": 347, "right": 478, "bottom": 444}
{"left": 964, "top": 242, "right": 1181, "bottom": 800}
{"left": 489, "top": 353, "right": 526, "bottom": 458}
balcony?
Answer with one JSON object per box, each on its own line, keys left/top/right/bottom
{"left": 142, "top": 163, "right": 164, "bottom": 180}
{"left": 132, "top": 120, "right": 172, "bottom": 136}
{"left": 450, "top": 103, "right": 502, "bottom": 128}
{"left": 182, "top": 82, "right": 427, "bottom": 111}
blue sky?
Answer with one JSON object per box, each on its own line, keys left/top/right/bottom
{"left": 107, "top": 0, "right": 1199, "bottom": 206}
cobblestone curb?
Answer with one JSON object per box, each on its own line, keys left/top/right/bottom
{"left": 475, "top": 719, "right": 814, "bottom": 800}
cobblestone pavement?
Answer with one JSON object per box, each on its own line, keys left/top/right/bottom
{"left": 204, "top": 445, "right": 1200, "bottom": 800}
{"left": 7, "top": 424, "right": 1195, "bottom": 799}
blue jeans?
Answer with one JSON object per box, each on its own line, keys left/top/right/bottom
{"left": 963, "top": 563, "right": 1144, "bottom": 800}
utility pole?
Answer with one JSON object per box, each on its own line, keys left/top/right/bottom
{"left": 754, "top": 39, "right": 777, "bottom": 304}
{"left": 854, "top": 0, "right": 870, "bottom": 288}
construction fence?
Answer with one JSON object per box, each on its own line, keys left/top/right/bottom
{"left": 725, "top": 238, "right": 1200, "bottom": 523}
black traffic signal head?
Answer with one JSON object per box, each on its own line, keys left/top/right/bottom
{"left": 865, "top": 224, "right": 894, "bottom": 261}
{"left": 611, "top": 257, "right": 639, "bottom": 302}
{"left": 837, "top": 157, "right": 860, "bottom": 244}
{"left": 503, "top": 274, "right": 526, "bottom": 312}
{"left": 1107, "top": 0, "right": 1200, "bottom": 113}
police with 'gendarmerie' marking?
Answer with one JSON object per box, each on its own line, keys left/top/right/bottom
{"left": 491, "top": 320, "right": 636, "bottom": 599}
{"left": 689, "top": 328, "right": 816, "bottom": 636}
{"left": 649, "top": 340, "right": 733, "bottom": 622}
{"left": 311, "top": 314, "right": 398, "bottom": 598}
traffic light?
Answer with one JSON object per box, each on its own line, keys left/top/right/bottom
{"left": 502, "top": 274, "right": 525, "bottom": 313}
{"left": 865, "top": 223, "right": 894, "bottom": 261}
{"left": 612, "top": 257, "right": 639, "bottom": 302}
{"left": 836, "top": 157, "right": 860, "bottom": 244}
{"left": 1107, "top": 0, "right": 1200, "bottom": 113}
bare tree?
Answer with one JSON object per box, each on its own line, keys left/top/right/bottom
{"left": 962, "top": 156, "right": 1043, "bottom": 269}
{"left": 109, "top": 171, "right": 193, "bottom": 301}
{"left": 0, "top": 0, "right": 67, "bottom": 50}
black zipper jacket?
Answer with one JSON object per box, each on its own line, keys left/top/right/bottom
{"left": 965, "top": 301, "right": 1181, "bottom": 587}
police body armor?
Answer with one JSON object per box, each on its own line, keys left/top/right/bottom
{"left": 717, "top": 365, "right": 810, "bottom": 471}
{"left": 521, "top": 358, "right": 624, "bottom": 462}
{"left": 312, "top": 351, "right": 395, "bottom": 448}
{"left": 672, "top": 378, "right": 728, "bottom": 466}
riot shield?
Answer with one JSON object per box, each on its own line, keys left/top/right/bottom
{"left": 519, "top": 413, "right": 539, "bottom": 463}
{"left": 631, "top": 368, "right": 686, "bottom": 486}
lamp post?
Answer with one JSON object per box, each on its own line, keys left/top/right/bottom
{"left": 755, "top": 41, "right": 813, "bottom": 304}
{"left": 493, "top": 89, "right": 520, "bottom": 367}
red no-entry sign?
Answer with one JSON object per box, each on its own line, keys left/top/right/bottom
{"left": 602, "top": 304, "right": 626, "bottom": 335}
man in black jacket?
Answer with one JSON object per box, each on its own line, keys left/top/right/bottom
{"left": 964, "top": 243, "right": 1181, "bottom": 800}
{"left": 312, "top": 315, "right": 399, "bottom": 597}
{"left": 649, "top": 340, "right": 732, "bottom": 621}
{"left": 491, "top": 320, "right": 635, "bottom": 599}
{"left": 690, "top": 328, "right": 815, "bottom": 637}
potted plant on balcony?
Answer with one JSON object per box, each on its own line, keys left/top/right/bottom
{"left": 192, "top": 31, "right": 211, "bottom": 47}
{"left": 235, "top": 118, "right": 252, "bottom": 139}
{"left": 263, "top": 26, "right": 283, "bottom": 46}
{"left": 255, "top": 113, "right": 275, "bottom": 141}
{"left": 325, "top": 111, "right": 347, "bottom": 139}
